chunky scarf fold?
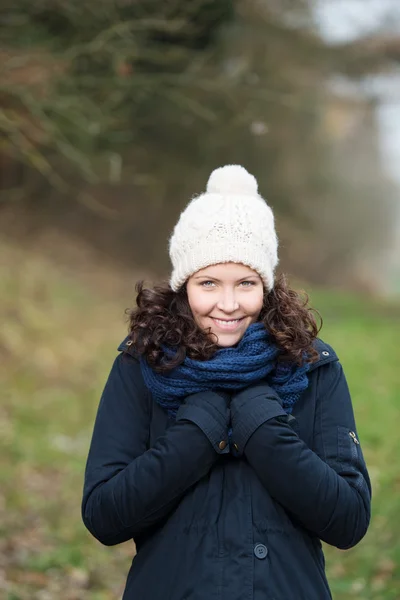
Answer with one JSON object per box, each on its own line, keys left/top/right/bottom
{"left": 140, "top": 322, "right": 310, "bottom": 419}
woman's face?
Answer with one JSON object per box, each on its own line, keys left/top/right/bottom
{"left": 186, "top": 262, "right": 264, "bottom": 347}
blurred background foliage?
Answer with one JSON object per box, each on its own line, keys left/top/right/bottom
{"left": 1, "top": 0, "right": 399, "bottom": 288}
{"left": 1, "top": 1, "right": 400, "bottom": 599}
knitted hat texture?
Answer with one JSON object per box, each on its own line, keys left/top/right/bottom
{"left": 169, "top": 165, "right": 278, "bottom": 291}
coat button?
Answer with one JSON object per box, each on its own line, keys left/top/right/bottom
{"left": 218, "top": 440, "right": 227, "bottom": 450}
{"left": 254, "top": 543, "right": 268, "bottom": 559}
{"left": 233, "top": 443, "right": 239, "bottom": 451}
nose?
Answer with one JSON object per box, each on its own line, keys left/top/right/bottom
{"left": 216, "top": 289, "right": 240, "bottom": 313}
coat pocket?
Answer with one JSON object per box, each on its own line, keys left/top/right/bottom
{"left": 337, "top": 426, "right": 367, "bottom": 493}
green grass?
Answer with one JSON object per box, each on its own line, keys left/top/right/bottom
{"left": 308, "top": 288, "right": 400, "bottom": 599}
{"left": 1, "top": 239, "right": 400, "bottom": 599}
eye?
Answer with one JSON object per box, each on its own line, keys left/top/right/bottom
{"left": 240, "top": 280, "right": 256, "bottom": 287}
{"left": 200, "top": 280, "right": 216, "bottom": 288}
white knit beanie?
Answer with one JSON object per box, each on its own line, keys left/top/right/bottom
{"left": 169, "top": 165, "right": 278, "bottom": 291}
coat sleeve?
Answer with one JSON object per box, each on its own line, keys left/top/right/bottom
{"left": 230, "top": 360, "right": 371, "bottom": 550}
{"left": 82, "top": 353, "right": 230, "bottom": 546}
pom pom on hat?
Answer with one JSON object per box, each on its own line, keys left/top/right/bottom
{"left": 169, "top": 165, "right": 279, "bottom": 292}
{"left": 206, "top": 164, "right": 258, "bottom": 196}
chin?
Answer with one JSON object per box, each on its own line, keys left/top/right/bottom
{"left": 214, "top": 331, "right": 245, "bottom": 348}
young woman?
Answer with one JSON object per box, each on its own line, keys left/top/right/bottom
{"left": 82, "top": 165, "right": 371, "bottom": 600}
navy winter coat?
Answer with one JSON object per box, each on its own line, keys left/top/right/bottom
{"left": 82, "top": 338, "right": 371, "bottom": 600}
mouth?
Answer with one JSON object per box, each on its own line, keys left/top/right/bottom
{"left": 210, "top": 317, "right": 245, "bottom": 331}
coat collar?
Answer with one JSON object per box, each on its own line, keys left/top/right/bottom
{"left": 309, "top": 338, "right": 338, "bottom": 372}
{"left": 118, "top": 335, "right": 133, "bottom": 352}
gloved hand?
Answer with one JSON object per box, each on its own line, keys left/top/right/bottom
{"left": 176, "top": 390, "right": 231, "bottom": 454}
{"left": 230, "top": 383, "right": 286, "bottom": 456}
{"left": 232, "top": 382, "right": 281, "bottom": 413}
{"left": 183, "top": 389, "right": 230, "bottom": 417}
{"left": 231, "top": 382, "right": 296, "bottom": 426}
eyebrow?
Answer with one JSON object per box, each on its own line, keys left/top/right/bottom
{"left": 193, "top": 274, "right": 260, "bottom": 282}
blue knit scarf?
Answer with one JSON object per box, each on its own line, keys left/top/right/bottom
{"left": 140, "top": 322, "right": 310, "bottom": 420}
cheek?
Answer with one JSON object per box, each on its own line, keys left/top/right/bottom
{"left": 191, "top": 298, "right": 212, "bottom": 317}
{"left": 187, "top": 288, "right": 212, "bottom": 318}
{"left": 246, "top": 290, "right": 264, "bottom": 315}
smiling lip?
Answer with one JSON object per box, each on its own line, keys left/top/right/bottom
{"left": 211, "top": 317, "right": 244, "bottom": 331}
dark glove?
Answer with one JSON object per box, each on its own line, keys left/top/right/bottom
{"left": 230, "top": 383, "right": 286, "bottom": 456}
{"left": 176, "top": 390, "right": 231, "bottom": 454}
{"left": 232, "top": 382, "right": 281, "bottom": 412}
{"left": 232, "top": 383, "right": 296, "bottom": 426}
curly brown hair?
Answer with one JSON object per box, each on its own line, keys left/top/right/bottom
{"left": 126, "top": 273, "right": 322, "bottom": 372}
